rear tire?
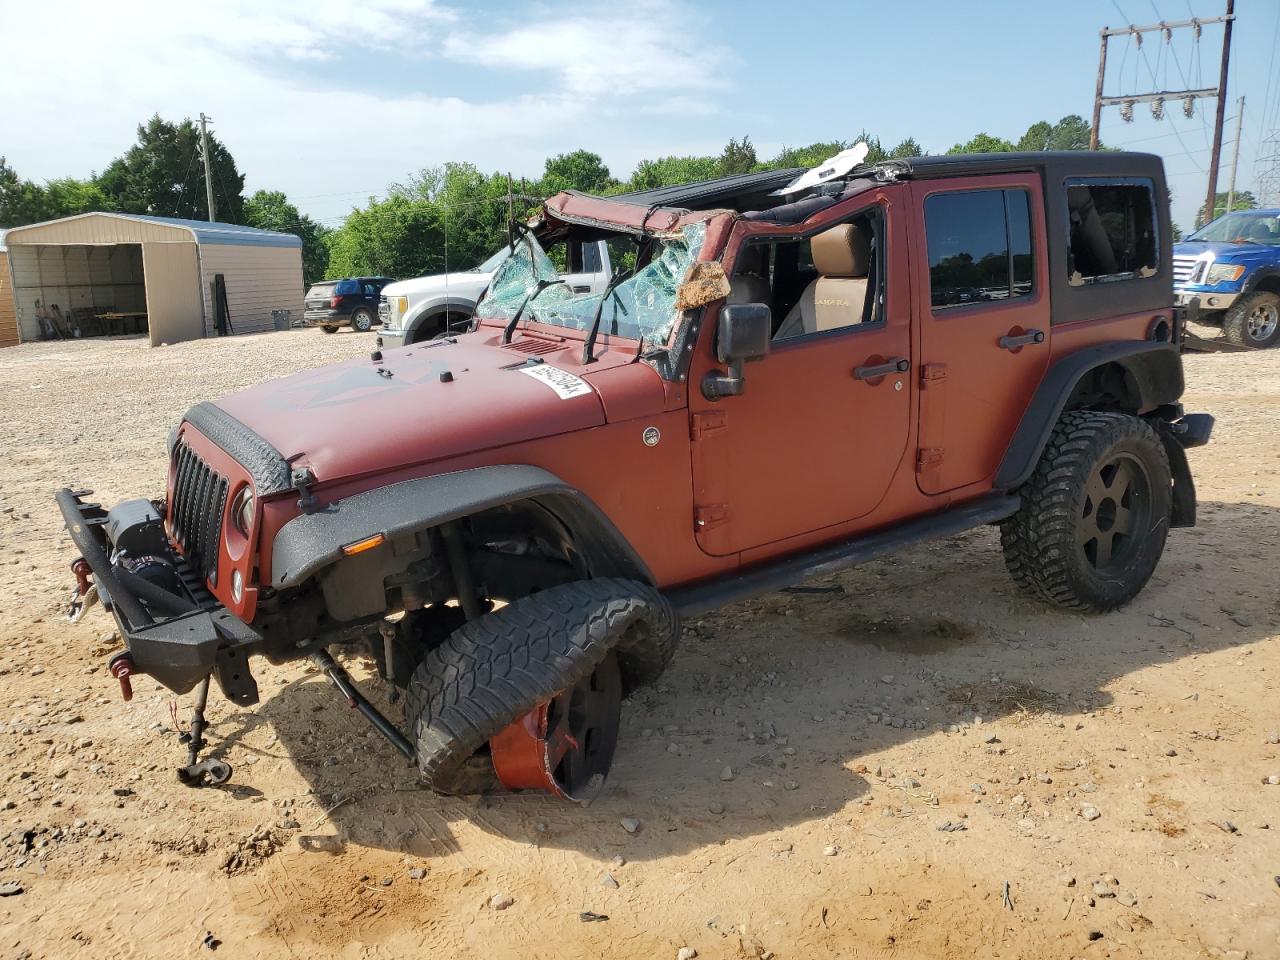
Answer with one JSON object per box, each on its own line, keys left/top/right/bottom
{"left": 351, "top": 309, "right": 374, "bottom": 333}
{"left": 1000, "top": 411, "right": 1172, "bottom": 612}
{"left": 404, "top": 578, "right": 677, "bottom": 795}
{"left": 1221, "top": 290, "right": 1280, "bottom": 348}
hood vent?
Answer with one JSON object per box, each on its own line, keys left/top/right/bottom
{"left": 502, "top": 337, "right": 563, "bottom": 356}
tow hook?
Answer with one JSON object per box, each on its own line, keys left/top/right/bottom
{"left": 108, "top": 653, "right": 135, "bottom": 701}
{"left": 66, "top": 558, "right": 98, "bottom": 623}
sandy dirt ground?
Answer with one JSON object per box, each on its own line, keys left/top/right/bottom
{"left": 0, "top": 329, "right": 1276, "bottom": 960}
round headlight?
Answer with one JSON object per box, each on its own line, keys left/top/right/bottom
{"left": 231, "top": 487, "right": 255, "bottom": 536}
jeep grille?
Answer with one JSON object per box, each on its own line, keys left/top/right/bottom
{"left": 170, "top": 440, "right": 228, "bottom": 583}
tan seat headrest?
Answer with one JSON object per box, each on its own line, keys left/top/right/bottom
{"left": 811, "top": 223, "right": 870, "bottom": 278}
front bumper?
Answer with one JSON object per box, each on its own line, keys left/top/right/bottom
{"left": 1175, "top": 288, "right": 1239, "bottom": 311}
{"left": 302, "top": 309, "right": 350, "bottom": 327}
{"left": 378, "top": 327, "right": 409, "bottom": 350}
{"left": 56, "top": 488, "right": 260, "bottom": 701}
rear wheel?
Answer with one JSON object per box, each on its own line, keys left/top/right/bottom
{"left": 1222, "top": 290, "right": 1280, "bottom": 348}
{"left": 351, "top": 309, "right": 375, "bottom": 333}
{"left": 1001, "top": 411, "right": 1172, "bottom": 612}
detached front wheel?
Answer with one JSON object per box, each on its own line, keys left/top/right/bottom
{"left": 403, "top": 578, "right": 677, "bottom": 802}
{"left": 1001, "top": 411, "right": 1172, "bottom": 612}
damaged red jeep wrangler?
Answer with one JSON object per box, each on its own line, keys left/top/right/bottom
{"left": 59, "top": 150, "right": 1212, "bottom": 800}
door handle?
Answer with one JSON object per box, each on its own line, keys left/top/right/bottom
{"left": 571, "top": 285, "right": 591, "bottom": 294}
{"left": 998, "top": 329, "right": 1045, "bottom": 350}
{"left": 854, "top": 358, "right": 910, "bottom": 380}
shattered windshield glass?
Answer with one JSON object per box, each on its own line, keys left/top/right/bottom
{"left": 476, "top": 223, "right": 707, "bottom": 345}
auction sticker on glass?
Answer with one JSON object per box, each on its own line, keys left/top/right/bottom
{"left": 517, "top": 364, "right": 594, "bottom": 399}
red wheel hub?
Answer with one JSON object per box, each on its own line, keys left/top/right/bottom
{"left": 489, "top": 652, "right": 622, "bottom": 803}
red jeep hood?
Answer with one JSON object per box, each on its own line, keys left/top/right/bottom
{"left": 211, "top": 337, "right": 632, "bottom": 486}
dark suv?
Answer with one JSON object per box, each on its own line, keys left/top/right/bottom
{"left": 303, "top": 277, "right": 395, "bottom": 333}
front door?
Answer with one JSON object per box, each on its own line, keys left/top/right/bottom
{"left": 690, "top": 199, "right": 912, "bottom": 557}
{"left": 910, "top": 175, "right": 1052, "bottom": 495}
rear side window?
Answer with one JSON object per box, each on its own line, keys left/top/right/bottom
{"left": 1066, "top": 178, "right": 1158, "bottom": 285}
{"left": 333, "top": 279, "right": 360, "bottom": 295}
{"left": 924, "top": 189, "right": 1034, "bottom": 309}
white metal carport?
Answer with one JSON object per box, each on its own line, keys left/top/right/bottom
{"left": 2, "top": 213, "right": 304, "bottom": 347}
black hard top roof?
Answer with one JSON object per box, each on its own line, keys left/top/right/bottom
{"left": 610, "top": 168, "right": 805, "bottom": 210}
{"left": 598, "top": 152, "right": 1162, "bottom": 218}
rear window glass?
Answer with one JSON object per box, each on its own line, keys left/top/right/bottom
{"left": 305, "top": 283, "right": 336, "bottom": 299}
{"left": 1066, "top": 178, "right": 1158, "bottom": 285}
{"left": 924, "top": 188, "right": 1034, "bottom": 309}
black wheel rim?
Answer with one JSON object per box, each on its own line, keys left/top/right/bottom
{"left": 1078, "top": 452, "right": 1152, "bottom": 571}
{"left": 542, "top": 651, "right": 621, "bottom": 802}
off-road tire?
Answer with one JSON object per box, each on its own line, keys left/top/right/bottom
{"left": 1000, "top": 411, "right": 1172, "bottom": 612}
{"left": 320, "top": 325, "right": 339, "bottom": 334}
{"left": 404, "top": 578, "right": 677, "bottom": 795}
{"left": 1221, "top": 290, "right": 1280, "bottom": 348}
{"left": 351, "top": 309, "right": 375, "bottom": 333}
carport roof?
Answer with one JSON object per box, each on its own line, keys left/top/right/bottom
{"left": 3, "top": 212, "right": 301, "bottom": 248}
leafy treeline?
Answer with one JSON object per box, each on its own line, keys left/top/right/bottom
{"left": 2, "top": 114, "right": 1102, "bottom": 284}
{"left": 0, "top": 116, "right": 331, "bottom": 282}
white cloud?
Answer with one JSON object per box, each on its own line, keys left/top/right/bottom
{"left": 441, "top": 1, "right": 726, "bottom": 98}
{"left": 1, "top": 0, "right": 732, "bottom": 220}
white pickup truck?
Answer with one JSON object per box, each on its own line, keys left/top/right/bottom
{"left": 378, "top": 239, "right": 613, "bottom": 348}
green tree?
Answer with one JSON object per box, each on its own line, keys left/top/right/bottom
{"left": 1017, "top": 115, "right": 1093, "bottom": 152}
{"left": 947, "top": 132, "right": 1016, "bottom": 155}
{"left": 540, "top": 150, "right": 615, "bottom": 195}
{"left": 97, "top": 115, "right": 245, "bottom": 222}
{"left": 624, "top": 155, "right": 718, "bottom": 190}
{"left": 717, "top": 136, "right": 758, "bottom": 175}
{"left": 243, "top": 189, "right": 331, "bottom": 284}
{"left": 0, "top": 157, "right": 114, "bottom": 226}
{"left": 886, "top": 137, "right": 924, "bottom": 159}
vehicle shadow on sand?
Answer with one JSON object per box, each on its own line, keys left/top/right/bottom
{"left": 245, "top": 497, "right": 1277, "bottom": 864}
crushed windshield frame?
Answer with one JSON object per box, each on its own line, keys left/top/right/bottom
{"left": 475, "top": 223, "right": 709, "bottom": 360}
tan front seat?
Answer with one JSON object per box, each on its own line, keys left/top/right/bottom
{"left": 775, "top": 223, "right": 870, "bottom": 339}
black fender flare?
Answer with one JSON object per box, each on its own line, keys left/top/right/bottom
{"left": 995, "top": 341, "right": 1184, "bottom": 491}
{"left": 269, "top": 465, "right": 653, "bottom": 590}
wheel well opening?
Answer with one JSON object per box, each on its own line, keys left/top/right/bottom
{"left": 409, "top": 309, "right": 472, "bottom": 344}
{"left": 1251, "top": 276, "right": 1280, "bottom": 297}
{"left": 1063, "top": 361, "right": 1142, "bottom": 414}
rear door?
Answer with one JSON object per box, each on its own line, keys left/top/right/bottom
{"left": 911, "top": 175, "right": 1051, "bottom": 494}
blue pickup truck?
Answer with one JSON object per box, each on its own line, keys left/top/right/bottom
{"left": 1173, "top": 209, "right": 1280, "bottom": 348}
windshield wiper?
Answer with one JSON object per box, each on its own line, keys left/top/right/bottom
{"left": 502, "top": 278, "right": 565, "bottom": 344}
{"left": 581, "top": 268, "right": 634, "bottom": 364}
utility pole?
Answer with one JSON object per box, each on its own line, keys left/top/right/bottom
{"left": 1203, "top": 0, "right": 1235, "bottom": 227}
{"left": 1090, "top": 31, "right": 1109, "bottom": 151}
{"left": 198, "top": 112, "right": 217, "bottom": 223}
{"left": 1089, "top": 6, "right": 1236, "bottom": 220}
{"left": 1225, "top": 95, "right": 1245, "bottom": 217}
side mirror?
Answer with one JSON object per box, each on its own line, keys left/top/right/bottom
{"left": 703, "top": 303, "right": 771, "bottom": 400}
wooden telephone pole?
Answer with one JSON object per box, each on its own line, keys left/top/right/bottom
{"left": 1089, "top": 3, "right": 1235, "bottom": 224}
{"left": 198, "top": 112, "right": 217, "bottom": 223}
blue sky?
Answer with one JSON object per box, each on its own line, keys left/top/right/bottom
{"left": 4, "top": 0, "right": 1276, "bottom": 232}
